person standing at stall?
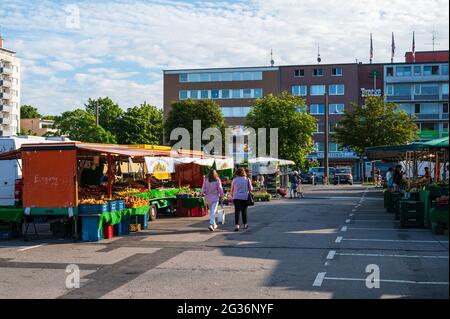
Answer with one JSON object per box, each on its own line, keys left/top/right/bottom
{"left": 231, "top": 168, "right": 253, "bottom": 232}
{"left": 386, "top": 167, "right": 394, "bottom": 190}
{"left": 201, "top": 169, "right": 224, "bottom": 232}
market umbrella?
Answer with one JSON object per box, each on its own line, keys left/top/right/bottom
{"left": 422, "top": 137, "right": 449, "bottom": 149}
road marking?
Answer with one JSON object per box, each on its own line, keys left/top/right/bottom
{"left": 323, "top": 276, "right": 449, "bottom": 285}
{"left": 336, "top": 252, "right": 449, "bottom": 259}
{"left": 346, "top": 227, "right": 429, "bottom": 232}
{"left": 342, "top": 238, "right": 448, "bottom": 244}
{"left": 352, "top": 219, "right": 398, "bottom": 222}
{"left": 341, "top": 226, "right": 348, "bottom": 232}
{"left": 335, "top": 236, "right": 343, "bottom": 243}
{"left": 349, "top": 213, "right": 354, "bottom": 217}
{"left": 313, "top": 272, "right": 327, "bottom": 287}
{"left": 18, "top": 244, "right": 46, "bottom": 252}
{"left": 324, "top": 261, "right": 330, "bottom": 266}
{"left": 326, "top": 250, "right": 336, "bottom": 260}
{"left": 352, "top": 209, "right": 357, "bottom": 212}
{"left": 345, "top": 219, "right": 351, "bottom": 223}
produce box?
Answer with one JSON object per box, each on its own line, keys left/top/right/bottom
{"left": 0, "top": 223, "right": 15, "bottom": 240}
{"left": 79, "top": 203, "right": 108, "bottom": 215}
{"left": 81, "top": 215, "right": 103, "bottom": 242}
{"left": 137, "top": 213, "right": 149, "bottom": 230}
{"left": 50, "top": 220, "right": 73, "bottom": 238}
{"left": 430, "top": 206, "right": 449, "bottom": 235}
{"left": 130, "top": 223, "right": 142, "bottom": 232}
{"left": 400, "top": 201, "right": 425, "bottom": 229}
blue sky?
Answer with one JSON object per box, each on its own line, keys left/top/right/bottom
{"left": 1, "top": 0, "right": 449, "bottom": 115}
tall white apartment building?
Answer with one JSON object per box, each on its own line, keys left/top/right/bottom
{"left": 0, "top": 35, "right": 21, "bottom": 136}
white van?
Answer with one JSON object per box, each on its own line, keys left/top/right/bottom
{"left": 0, "top": 136, "right": 70, "bottom": 206}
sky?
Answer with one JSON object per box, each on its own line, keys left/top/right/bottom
{"left": 1, "top": 0, "right": 449, "bottom": 115}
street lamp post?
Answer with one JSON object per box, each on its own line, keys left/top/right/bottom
{"left": 324, "top": 92, "right": 329, "bottom": 185}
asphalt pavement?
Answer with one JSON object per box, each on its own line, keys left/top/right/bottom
{"left": 0, "top": 185, "right": 448, "bottom": 299}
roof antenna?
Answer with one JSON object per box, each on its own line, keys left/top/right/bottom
{"left": 270, "top": 49, "right": 275, "bottom": 67}
{"left": 317, "top": 44, "right": 322, "bottom": 63}
{"left": 425, "top": 29, "right": 440, "bottom": 51}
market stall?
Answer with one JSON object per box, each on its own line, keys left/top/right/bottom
{"left": 366, "top": 138, "right": 449, "bottom": 231}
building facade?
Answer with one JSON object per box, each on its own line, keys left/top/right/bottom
{"left": 384, "top": 52, "right": 449, "bottom": 140}
{"left": 20, "top": 118, "right": 56, "bottom": 137}
{"left": 0, "top": 36, "right": 20, "bottom": 136}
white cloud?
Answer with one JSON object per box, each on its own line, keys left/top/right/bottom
{"left": 0, "top": 0, "right": 448, "bottom": 114}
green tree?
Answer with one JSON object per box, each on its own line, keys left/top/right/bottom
{"left": 53, "top": 109, "right": 116, "bottom": 143}
{"left": 115, "top": 102, "right": 163, "bottom": 145}
{"left": 19, "top": 128, "right": 36, "bottom": 136}
{"left": 164, "top": 99, "right": 226, "bottom": 146}
{"left": 20, "top": 105, "right": 41, "bottom": 119}
{"left": 334, "top": 96, "right": 418, "bottom": 156}
{"left": 85, "top": 97, "right": 124, "bottom": 133}
{"left": 245, "top": 92, "right": 317, "bottom": 169}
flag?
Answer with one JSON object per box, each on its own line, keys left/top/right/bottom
{"left": 412, "top": 31, "right": 416, "bottom": 62}
{"left": 391, "top": 32, "right": 396, "bottom": 63}
{"left": 370, "top": 33, "right": 373, "bottom": 63}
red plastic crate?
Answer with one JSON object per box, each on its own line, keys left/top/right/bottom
{"left": 103, "top": 225, "right": 114, "bottom": 239}
{"left": 190, "top": 207, "right": 208, "bottom": 217}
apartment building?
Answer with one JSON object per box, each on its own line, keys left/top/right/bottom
{"left": 0, "top": 35, "right": 20, "bottom": 136}
{"left": 20, "top": 118, "right": 56, "bottom": 136}
{"left": 384, "top": 51, "right": 449, "bottom": 140}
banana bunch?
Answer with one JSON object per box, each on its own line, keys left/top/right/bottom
{"left": 126, "top": 196, "right": 149, "bottom": 208}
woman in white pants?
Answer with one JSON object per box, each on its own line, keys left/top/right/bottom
{"left": 201, "top": 169, "right": 224, "bottom": 231}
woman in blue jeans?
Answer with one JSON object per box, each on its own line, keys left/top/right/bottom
{"left": 231, "top": 168, "right": 253, "bottom": 231}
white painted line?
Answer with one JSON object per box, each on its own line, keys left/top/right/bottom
{"left": 342, "top": 238, "right": 449, "bottom": 244}
{"left": 18, "top": 244, "right": 46, "bottom": 252}
{"left": 313, "top": 272, "right": 327, "bottom": 287}
{"left": 336, "top": 252, "right": 449, "bottom": 259}
{"left": 345, "top": 219, "right": 351, "bottom": 223}
{"left": 349, "top": 213, "right": 354, "bottom": 217}
{"left": 347, "top": 227, "right": 429, "bottom": 232}
{"left": 335, "top": 236, "right": 343, "bottom": 243}
{"left": 352, "top": 219, "right": 398, "bottom": 222}
{"left": 352, "top": 209, "right": 356, "bottom": 212}
{"left": 324, "top": 261, "right": 330, "bottom": 266}
{"left": 326, "top": 250, "right": 336, "bottom": 260}
{"left": 323, "top": 276, "right": 449, "bottom": 285}
{"left": 341, "top": 226, "right": 348, "bottom": 232}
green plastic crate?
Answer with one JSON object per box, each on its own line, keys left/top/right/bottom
{"left": 400, "top": 201, "right": 425, "bottom": 228}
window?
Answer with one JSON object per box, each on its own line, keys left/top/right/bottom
{"left": 254, "top": 72, "right": 263, "bottom": 80}
{"left": 392, "top": 84, "right": 411, "bottom": 95}
{"left": 310, "top": 104, "right": 324, "bottom": 114}
{"left": 200, "top": 90, "right": 209, "bottom": 99}
{"left": 420, "top": 103, "right": 439, "bottom": 114}
{"left": 443, "top": 103, "right": 449, "bottom": 114}
{"left": 416, "top": 84, "right": 439, "bottom": 95}
{"left": 221, "top": 89, "right": 230, "bottom": 99}
{"left": 179, "top": 91, "right": 188, "bottom": 100}
{"left": 200, "top": 73, "right": 209, "bottom": 82}
{"left": 210, "top": 73, "right": 220, "bottom": 82}
{"left": 188, "top": 73, "right": 200, "bottom": 82}
{"left": 442, "top": 83, "right": 449, "bottom": 95}
{"left": 294, "top": 69, "right": 304, "bottom": 77}
{"left": 242, "top": 89, "right": 252, "bottom": 98}
{"left": 414, "top": 66, "right": 422, "bottom": 76}
{"left": 190, "top": 90, "right": 199, "bottom": 99}
{"left": 424, "top": 65, "right": 440, "bottom": 75}
{"left": 442, "top": 64, "right": 449, "bottom": 75}
{"left": 211, "top": 90, "right": 220, "bottom": 99}
{"left": 313, "top": 68, "right": 323, "bottom": 76}
{"left": 254, "top": 88, "right": 263, "bottom": 98}
{"left": 315, "top": 123, "right": 324, "bottom": 133}
{"left": 329, "top": 84, "right": 345, "bottom": 95}
{"left": 396, "top": 66, "right": 412, "bottom": 76}
{"left": 232, "top": 72, "right": 242, "bottom": 81}
{"left": 386, "top": 84, "right": 394, "bottom": 95}
{"left": 332, "top": 68, "right": 343, "bottom": 76}
{"left": 420, "top": 122, "right": 438, "bottom": 131}
{"left": 310, "top": 85, "right": 326, "bottom": 96}
{"left": 232, "top": 89, "right": 241, "bottom": 98}
{"left": 292, "top": 85, "right": 307, "bottom": 96}
{"left": 386, "top": 67, "right": 394, "bottom": 76}
{"left": 414, "top": 104, "right": 421, "bottom": 114}
{"left": 329, "top": 104, "right": 345, "bottom": 114}
{"left": 243, "top": 72, "right": 253, "bottom": 81}
{"left": 221, "top": 106, "right": 252, "bottom": 117}
{"left": 179, "top": 74, "right": 188, "bottom": 82}
{"left": 329, "top": 123, "right": 338, "bottom": 133}
{"left": 221, "top": 73, "right": 232, "bottom": 81}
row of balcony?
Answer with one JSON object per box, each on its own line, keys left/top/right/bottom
{"left": 0, "top": 79, "right": 12, "bottom": 88}
{"left": 418, "top": 130, "right": 449, "bottom": 139}
{"left": 386, "top": 93, "right": 449, "bottom": 102}
{"left": 0, "top": 117, "right": 12, "bottom": 125}
{"left": 0, "top": 66, "right": 14, "bottom": 75}
{"left": 0, "top": 104, "right": 13, "bottom": 112}
{"left": 0, "top": 92, "right": 12, "bottom": 100}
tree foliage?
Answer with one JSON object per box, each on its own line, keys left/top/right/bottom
{"left": 334, "top": 96, "right": 418, "bottom": 156}
{"left": 164, "top": 99, "right": 226, "bottom": 146}
{"left": 245, "top": 92, "right": 317, "bottom": 169}
{"left": 20, "top": 105, "right": 41, "bottom": 119}
{"left": 115, "top": 102, "right": 163, "bottom": 145}
{"left": 53, "top": 109, "right": 116, "bottom": 143}
{"left": 85, "top": 97, "right": 124, "bottom": 134}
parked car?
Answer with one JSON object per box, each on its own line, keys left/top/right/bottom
{"left": 300, "top": 172, "right": 315, "bottom": 184}
{"left": 334, "top": 167, "right": 353, "bottom": 185}
{"left": 309, "top": 167, "right": 335, "bottom": 184}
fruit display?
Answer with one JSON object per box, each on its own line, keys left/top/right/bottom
{"left": 253, "top": 191, "right": 272, "bottom": 201}
{"left": 125, "top": 196, "right": 149, "bottom": 208}
{"left": 114, "top": 188, "right": 142, "bottom": 198}
{"left": 79, "top": 199, "right": 106, "bottom": 205}
{"left": 79, "top": 185, "right": 105, "bottom": 200}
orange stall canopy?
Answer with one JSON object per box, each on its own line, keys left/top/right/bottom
{"left": 22, "top": 146, "right": 78, "bottom": 208}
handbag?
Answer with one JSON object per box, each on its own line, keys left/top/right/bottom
{"left": 217, "top": 204, "right": 225, "bottom": 224}
{"left": 247, "top": 178, "right": 255, "bottom": 206}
